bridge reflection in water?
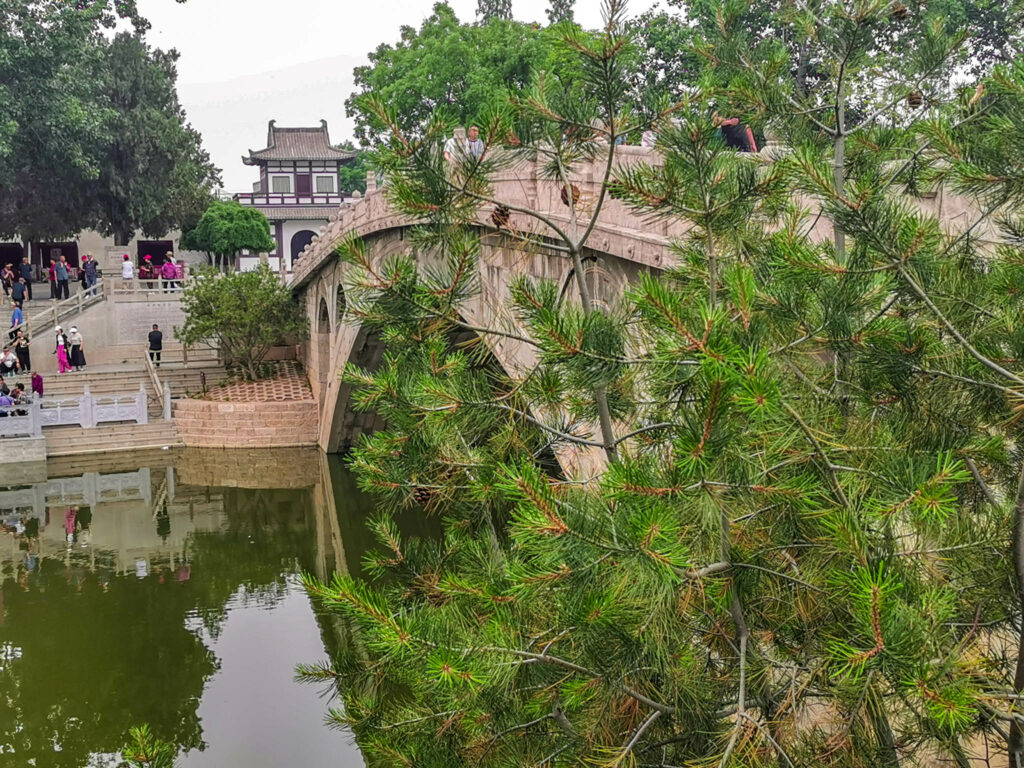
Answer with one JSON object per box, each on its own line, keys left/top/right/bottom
{"left": 0, "top": 447, "right": 394, "bottom": 768}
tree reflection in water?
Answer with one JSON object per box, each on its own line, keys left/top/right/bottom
{"left": 0, "top": 451, "right": 373, "bottom": 768}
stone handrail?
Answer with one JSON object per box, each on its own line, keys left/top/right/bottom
{"left": 110, "top": 276, "right": 186, "bottom": 295}
{"left": 11, "top": 278, "right": 106, "bottom": 338}
{"left": 0, "top": 468, "right": 152, "bottom": 521}
{"left": 0, "top": 383, "right": 149, "bottom": 438}
{"left": 289, "top": 143, "right": 1002, "bottom": 292}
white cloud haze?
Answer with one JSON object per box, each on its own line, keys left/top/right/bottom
{"left": 138, "top": 0, "right": 651, "bottom": 191}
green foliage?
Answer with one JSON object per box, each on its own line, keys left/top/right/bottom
{"left": 307, "top": 2, "right": 1024, "bottom": 767}
{"left": 347, "top": 4, "right": 551, "bottom": 145}
{"left": 336, "top": 140, "right": 372, "bottom": 195}
{"left": 180, "top": 200, "right": 276, "bottom": 270}
{"left": 120, "top": 725, "right": 176, "bottom": 768}
{"left": 0, "top": 1, "right": 217, "bottom": 244}
{"left": 176, "top": 264, "right": 308, "bottom": 380}
{"left": 476, "top": 0, "right": 511, "bottom": 22}
{"left": 546, "top": 0, "right": 575, "bottom": 24}
{"left": 92, "top": 32, "right": 220, "bottom": 244}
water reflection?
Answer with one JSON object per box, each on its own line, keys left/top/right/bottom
{"left": 0, "top": 449, "right": 372, "bottom": 768}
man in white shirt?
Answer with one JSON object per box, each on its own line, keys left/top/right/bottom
{"left": 0, "top": 346, "right": 17, "bottom": 374}
{"left": 444, "top": 126, "right": 485, "bottom": 162}
{"left": 466, "top": 125, "right": 485, "bottom": 158}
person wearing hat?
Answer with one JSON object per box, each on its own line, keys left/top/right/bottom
{"left": 140, "top": 255, "right": 154, "bottom": 289}
{"left": 69, "top": 326, "right": 85, "bottom": 371}
{"left": 122, "top": 254, "right": 135, "bottom": 284}
{"left": 54, "top": 326, "right": 71, "bottom": 374}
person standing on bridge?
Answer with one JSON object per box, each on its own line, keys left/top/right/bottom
{"left": 14, "top": 330, "right": 30, "bottom": 374}
{"left": 160, "top": 258, "right": 177, "bottom": 292}
{"left": 19, "top": 257, "right": 32, "bottom": 301}
{"left": 122, "top": 254, "right": 134, "bottom": 284}
{"left": 83, "top": 255, "right": 98, "bottom": 296}
{"left": 54, "top": 255, "right": 69, "bottom": 301}
{"left": 148, "top": 323, "right": 163, "bottom": 367}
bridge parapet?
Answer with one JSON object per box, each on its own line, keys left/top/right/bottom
{"left": 290, "top": 144, "right": 1000, "bottom": 293}
{"left": 293, "top": 144, "right": 1004, "bottom": 473}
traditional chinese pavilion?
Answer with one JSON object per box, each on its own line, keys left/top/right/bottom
{"left": 235, "top": 120, "right": 356, "bottom": 272}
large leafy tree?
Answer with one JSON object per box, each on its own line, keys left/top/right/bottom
{"left": 546, "top": 0, "right": 575, "bottom": 24}
{"left": 0, "top": 1, "right": 215, "bottom": 250}
{"left": 179, "top": 200, "right": 275, "bottom": 272}
{"left": 336, "top": 140, "right": 372, "bottom": 195}
{"left": 305, "top": 2, "right": 1024, "bottom": 767}
{"left": 346, "top": 4, "right": 551, "bottom": 146}
{"left": 0, "top": 0, "right": 114, "bottom": 244}
{"left": 177, "top": 264, "right": 308, "bottom": 380}
{"left": 92, "top": 33, "right": 220, "bottom": 246}
{"left": 476, "top": 0, "right": 512, "bottom": 22}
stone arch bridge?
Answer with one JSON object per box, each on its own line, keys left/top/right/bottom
{"left": 289, "top": 146, "right": 996, "bottom": 475}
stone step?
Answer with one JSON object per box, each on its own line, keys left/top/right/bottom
{"left": 44, "top": 422, "right": 182, "bottom": 457}
{"left": 44, "top": 422, "right": 178, "bottom": 439}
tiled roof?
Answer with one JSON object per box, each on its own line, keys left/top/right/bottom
{"left": 243, "top": 120, "right": 357, "bottom": 164}
{"left": 253, "top": 206, "right": 338, "bottom": 221}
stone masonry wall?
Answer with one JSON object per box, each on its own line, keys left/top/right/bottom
{"left": 173, "top": 398, "right": 318, "bottom": 449}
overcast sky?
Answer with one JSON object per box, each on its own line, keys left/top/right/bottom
{"left": 136, "top": 0, "right": 656, "bottom": 191}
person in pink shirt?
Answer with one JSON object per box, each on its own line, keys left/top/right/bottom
{"left": 160, "top": 258, "right": 177, "bottom": 292}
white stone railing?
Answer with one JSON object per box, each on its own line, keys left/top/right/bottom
{"left": 0, "top": 467, "right": 152, "bottom": 523}
{"left": 0, "top": 384, "right": 149, "bottom": 438}
{"left": 109, "top": 276, "right": 187, "bottom": 296}
{"left": 13, "top": 278, "right": 107, "bottom": 338}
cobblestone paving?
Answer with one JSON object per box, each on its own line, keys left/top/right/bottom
{"left": 202, "top": 361, "right": 313, "bottom": 402}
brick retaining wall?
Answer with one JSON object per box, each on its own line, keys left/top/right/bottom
{"left": 173, "top": 398, "right": 318, "bottom": 449}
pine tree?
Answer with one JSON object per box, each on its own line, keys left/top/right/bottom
{"left": 545, "top": 0, "right": 574, "bottom": 25}
{"left": 304, "top": 2, "right": 1024, "bottom": 765}
{"left": 476, "top": 0, "right": 512, "bottom": 23}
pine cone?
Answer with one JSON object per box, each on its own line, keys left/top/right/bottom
{"left": 492, "top": 205, "right": 511, "bottom": 230}
{"left": 906, "top": 91, "right": 924, "bottom": 108}
{"left": 412, "top": 485, "right": 432, "bottom": 506}
{"left": 560, "top": 184, "right": 581, "bottom": 207}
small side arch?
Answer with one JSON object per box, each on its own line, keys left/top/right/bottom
{"left": 317, "top": 297, "right": 330, "bottom": 334}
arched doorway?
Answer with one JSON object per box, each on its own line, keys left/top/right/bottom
{"left": 291, "top": 230, "right": 316, "bottom": 264}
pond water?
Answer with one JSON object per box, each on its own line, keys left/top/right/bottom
{"left": 0, "top": 448, "right": 387, "bottom": 768}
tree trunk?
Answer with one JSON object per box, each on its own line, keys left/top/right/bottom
{"left": 1007, "top": 462, "right": 1024, "bottom": 767}
{"left": 114, "top": 226, "right": 133, "bottom": 247}
{"left": 796, "top": 42, "right": 810, "bottom": 99}
{"left": 833, "top": 130, "right": 846, "bottom": 264}
{"left": 569, "top": 248, "right": 617, "bottom": 463}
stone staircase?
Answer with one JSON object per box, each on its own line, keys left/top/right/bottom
{"left": 43, "top": 421, "right": 181, "bottom": 457}
{"left": 27, "top": 362, "right": 182, "bottom": 456}
{"left": 37, "top": 365, "right": 162, "bottom": 417}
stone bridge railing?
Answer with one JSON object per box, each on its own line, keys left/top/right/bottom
{"left": 289, "top": 144, "right": 1000, "bottom": 292}
{"left": 0, "top": 468, "right": 153, "bottom": 525}
{"left": 0, "top": 385, "right": 149, "bottom": 438}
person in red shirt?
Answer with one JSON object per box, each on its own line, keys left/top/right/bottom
{"left": 161, "top": 259, "right": 177, "bottom": 292}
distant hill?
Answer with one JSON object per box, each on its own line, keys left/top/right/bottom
{"left": 177, "top": 54, "right": 363, "bottom": 193}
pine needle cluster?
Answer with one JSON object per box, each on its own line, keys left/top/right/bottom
{"left": 304, "top": 3, "right": 1024, "bottom": 766}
